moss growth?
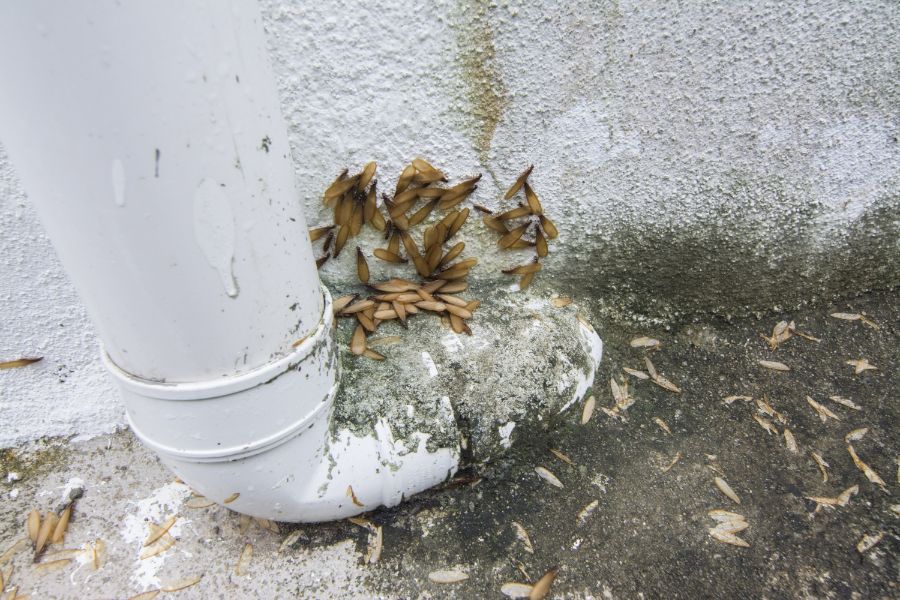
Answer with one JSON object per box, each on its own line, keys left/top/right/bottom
{"left": 0, "top": 439, "right": 70, "bottom": 483}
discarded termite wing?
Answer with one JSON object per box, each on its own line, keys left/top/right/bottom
{"left": 312, "top": 159, "right": 484, "bottom": 357}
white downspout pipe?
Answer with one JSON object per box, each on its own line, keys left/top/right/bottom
{"left": 0, "top": 0, "right": 457, "bottom": 522}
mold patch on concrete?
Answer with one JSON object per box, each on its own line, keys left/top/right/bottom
{"left": 564, "top": 190, "right": 900, "bottom": 321}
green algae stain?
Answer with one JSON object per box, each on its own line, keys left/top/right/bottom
{"left": 453, "top": 0, "right": 509, "bottom": 168}
{"left": 0, "top": 440, "right": 69, "bottom": 483}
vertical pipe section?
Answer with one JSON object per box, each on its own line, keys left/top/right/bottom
{"left": 0, "top": 0, "right": 321, "bottom": 382}
{"left": 0, "top": 1, "right": 464, "bottom": 522}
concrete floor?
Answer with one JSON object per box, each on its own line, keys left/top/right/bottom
{"left": 1, "top": 289, "right": 897, "bottom": 599}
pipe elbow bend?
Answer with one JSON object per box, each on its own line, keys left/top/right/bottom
{"left": 106, "top": 289, "right": 460, "bottom": 522}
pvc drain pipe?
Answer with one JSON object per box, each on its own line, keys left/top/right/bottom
{"left": 0, "top": 0, "right": 458, "bottom": 521}
{"left": 105, "top": 287, "right": 458, "bottom": 522}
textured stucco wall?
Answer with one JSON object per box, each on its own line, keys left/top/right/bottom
{"left": 268, "top": 0, "right": 899, "bottom": 316}
{"left": 1, "top": 0, "right": 898, "bottom": 444}
{"left": 0, "top": 145, "right": 122, "bottom": 445}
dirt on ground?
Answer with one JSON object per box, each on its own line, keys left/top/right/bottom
{"left": 0, "top": 288, "right": 896, "bottom": 599}
{"left": 356, "top": 288, "right": 898, "bottom": 599}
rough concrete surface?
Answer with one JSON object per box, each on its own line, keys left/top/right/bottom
{"left": 328, "top": 276, "right": 600, "bottom": 461}
{"left": 1, "top": 289, "right": 896, "bottom": 599}
{"left": 1, "top": 1, "right": 898, "bottom": 597}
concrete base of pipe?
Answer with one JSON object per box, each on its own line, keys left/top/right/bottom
{"left": 104, "top": 284, "right": 601, "bottom": 522}
{"left": 105, "top": 288, "right": 459, "bottom": 522}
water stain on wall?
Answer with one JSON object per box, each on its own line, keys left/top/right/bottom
{"left": 452, "top": 0, "right": 509, "bottom": 168}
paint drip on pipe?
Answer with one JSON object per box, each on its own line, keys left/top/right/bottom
{"left": 193, "top": 178, "right": 239, "bottom": 298}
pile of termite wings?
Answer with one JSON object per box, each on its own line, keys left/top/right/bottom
{"left": 304, "top": 159, "right": 603, "bottom": 515}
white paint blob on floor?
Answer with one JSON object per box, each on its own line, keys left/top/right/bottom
{"left": 119, "top": 481, "right": 193, "bottom": 590}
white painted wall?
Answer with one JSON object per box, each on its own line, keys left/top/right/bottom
{"left": 2, "top": 0, "right": 898, "bottom": 445}
{"left": 269, "top": 0, "right": 899, "bottom": 315}
{"left": 1, "top": 144, "right": 122, "bottom": 444}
